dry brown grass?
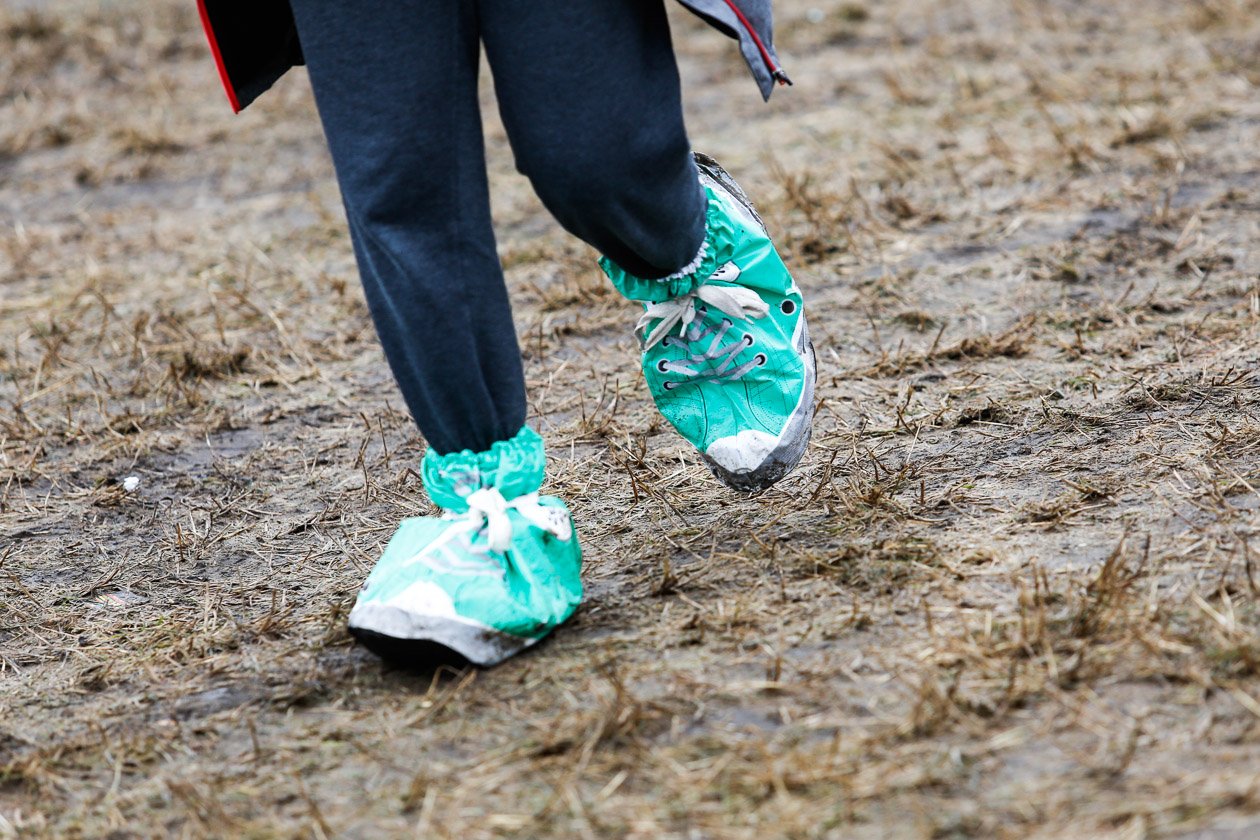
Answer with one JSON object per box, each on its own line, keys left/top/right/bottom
{"left": 3, "top": 0, "right": 1260, "bottom": 837}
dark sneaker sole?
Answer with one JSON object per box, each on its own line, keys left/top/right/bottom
{"left": 348, "top": 604, "right": 540, "bottom": 667}
{"left": 350, "top": 626, "right": 472, "bottom": 670}
{"left": 694, "top": 152, "right": 768, "bottom": 231}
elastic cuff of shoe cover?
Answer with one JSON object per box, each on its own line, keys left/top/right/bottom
{"left": 421, "top": 426, "right": 546, "bottom": 513}
{"left": 599, "top": 189, "right": 735, "bottom": 304}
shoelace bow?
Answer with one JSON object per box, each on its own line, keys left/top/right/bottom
{"left": 459, "top": 487, "right": 572, "bottom": 553}
{"left": 637, "top": 283, "right": 769, "bottom": 351}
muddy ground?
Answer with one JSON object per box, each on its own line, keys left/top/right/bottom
{"left": 3, "top": 0, "right": 1260, "bottom": 837}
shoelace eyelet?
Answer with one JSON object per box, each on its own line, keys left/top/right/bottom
{"left": 781, "top": 300, "right": 797, "bottom": 315}
{"left": 744, "top": 333, "right": 755, "bottom": 346}
{"left": 755, "top": 353, "right": 767, "bottom": 366}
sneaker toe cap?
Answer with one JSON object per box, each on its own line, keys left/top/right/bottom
{"left": 705, "top": 429, "right": 780, "bottom": 474}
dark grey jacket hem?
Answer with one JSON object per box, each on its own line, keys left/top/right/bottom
{"left": 198, "top": 0, "right": 785, "bottom": 111}
{"left": 677, "top": 0, "right": 784, "bottom": 101}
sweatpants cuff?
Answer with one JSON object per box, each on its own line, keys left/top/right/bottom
{"left": 598, "top": 189, "right": 735, "bottom": 304}
{"left": 421, "top": 426, "right": 546, "bottom": 512}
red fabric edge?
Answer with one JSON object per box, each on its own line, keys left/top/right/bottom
{"left": 720, "top": 0, "right": 787, "bottom": 83}
{"left": 196, "top": 0, "right": 242, "bottom": 113}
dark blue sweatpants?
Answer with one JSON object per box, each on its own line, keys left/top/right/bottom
{"left": 287, "top": 0, "right": 707, "bottom": 455}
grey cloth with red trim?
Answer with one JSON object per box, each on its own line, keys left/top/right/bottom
{"left": 678, "top": 0, "right": 787, "bottom": 99}
{"left": 196, "top": 0, "right": 786, "bottom": 113}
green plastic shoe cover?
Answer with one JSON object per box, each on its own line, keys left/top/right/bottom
{"left": 347, "top": 426, "right": 582, "bottom": 666}
{"left": 600, "top": 153, "right": 816, "bottom": 491}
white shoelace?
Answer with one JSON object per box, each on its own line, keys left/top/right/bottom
{"left": 458, "top": 487, "right": 572, "bottom": 553}
{"left": 657, "top": 317, "right": 767, "bottom": 388}
{"left": 637, "top": 282, "right": 769, "bottom": 351}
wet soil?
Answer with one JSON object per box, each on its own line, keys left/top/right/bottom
{"left": 2, "top": 0, "right": 1260, "bottom": 837}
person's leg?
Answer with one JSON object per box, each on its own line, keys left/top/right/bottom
{"left": 479, "top": 0, "right": 707, "bottom": 281}
{"left": 289, "top": 1, "right": 582, "bottom": 665}
{"left": 287, "top": 0, "right": 523, "bottom": 456}
{"left": 481, "top": 0, "right": 815, "bottom": 492}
